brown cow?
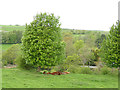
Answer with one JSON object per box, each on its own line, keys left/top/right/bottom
{"left": 43, "top": 71, "right": 70, "bottom": 75}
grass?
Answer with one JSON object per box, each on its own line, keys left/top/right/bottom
{"left": 0, "top": 25, "right": 25, "bottom": 31}
{"left": 0, "top": 44, "right": 13, "bottom": 59}
{"left": 2, "top": 68, "right": 118, "bottom": 88}
{"left": 0, "top": 69, "right": 1, "bottom": 89}
{"left": 0, "top": 44, "right": 13, "bottom": 51}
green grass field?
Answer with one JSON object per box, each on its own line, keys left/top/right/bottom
{"left": 2, "top": 68, "right": 118, "bottom": 88}
{"left": 0, "top": 44, "right": 13, "bottom": 51}
{"left": 0, "top": 25, "right": 25, "bottom": 31}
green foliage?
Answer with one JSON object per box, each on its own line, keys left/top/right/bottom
{"left": 74, "top": 40, "right": 84, "bottom": 52}
{"left": 1, "top": 44, "right": 13, "bottom": 52}
{"left": 91, "top": 48, "right": 100, "bottom": 61}
{"left": 110, "top": 68, "right": 118, "bottom": 76}
{"left": 2, "top": 44, "right": 21, "bottom": 66}
{"left": 92, "top": 66, "right": 118, "bottom": 75}
{"left": 100, "top": 21, "right": 120, "bottom": 68}
{"left": 15, "top": 55, "right": 34, "bottom": 70}
{"left": 63, "top": 32, "right": 75, "bottom": 57}
{"left": 54, "top": 54, "right": 81, "bottom": 72}
{"left": 79, "top": 67, "right": 92, "bottom": 74}
{"left": 100, "top": 66, "right": 111, "bottom": 75}
{"left": 71, "top": 30, "right": 86, "bottom": 34}
{"left": 65, "top": 54, "right": 81, "bottom": 66}
{"left": 95, "top": 34, "right": 106, "bottom": 49}
{"left": 79, "top": 45, "right": 95, "bottom": 66}
{"left": 2, "top": 30, "right": 23, "bottom": 44}
{"left": 0, "top": 25, "right": 25, "bottom": 31}
{"left": 21, "top": 13, "right": 65, "bottom": 69}
{"left": 53, "top": 64, "right": 66, "bottom": 72}
{"left": 68, "top": 65, "right": 92, "bottom": 74}
{"left": 68, "top": 65, "right": 79, "bottom": 73}
{"left": 92, "top": 68, "right": 101, "bottom": 75}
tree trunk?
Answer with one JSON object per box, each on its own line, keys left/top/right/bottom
{"left": 88, "top": 61, "right": 90, "bottom": 67}
{"left": 37, "top": 66, "right": 41, "bottom": 72}
{"left": 83, "top": 63, "right": 85, "bottom": 66}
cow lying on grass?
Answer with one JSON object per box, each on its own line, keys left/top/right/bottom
{"left": 43, "top": 71, "right": 70, "bottom": 75}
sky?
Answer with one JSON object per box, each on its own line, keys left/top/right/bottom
{"left": 0, "top": 0, "right": 119, "bottom": 31}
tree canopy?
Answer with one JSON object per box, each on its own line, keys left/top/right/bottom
{"left": 21, "top": 13, "right": 65, "bottom": 70}
{"left": 100, "top": 21, "right": 120, "bottom": 68}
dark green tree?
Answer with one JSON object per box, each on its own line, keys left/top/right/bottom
{"left": 21, "top": 13, "right": 65, "bottom": 71}
{"left": 95, "top": 34, "right": 106, "bottom": 49}
{"left": 100, "top": 21, "right": 120, "bottom": 69}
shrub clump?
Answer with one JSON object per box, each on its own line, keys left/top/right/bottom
{"left": 100, "top": 66, "right": 111, "bottom": 75}
{"left": 68, "top": 65, "right": 92, "bottom": 74}
{"left": 2, "top": 44, "right": 21, "bottom": 66}
{"left": 67, "top": 65, "right": 79, "bottom": 73}
{"left": 92, "top": 68, "right": 101, "bottom": 75}
{"left": 15, "top": 55, "right": 34, "bottom": 70}
{"left": 79, "top": 67, "right": 92, "bottom": 74}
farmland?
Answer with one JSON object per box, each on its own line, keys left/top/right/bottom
{"left": 0, "top": 25, "right": 25, "bottom": 31}
{"left": 0, "top": 24, "right": 118, "bottom": 89}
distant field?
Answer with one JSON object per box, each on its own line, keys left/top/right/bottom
{"left": 0, "top": 25, "right": 109, "bottom": 34}
{"left": 0, "top": 25, "right": 25, "bottom": 31}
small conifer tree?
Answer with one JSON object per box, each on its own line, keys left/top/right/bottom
{"left": 100, "top": 21, "right": 120, "bottom": 69}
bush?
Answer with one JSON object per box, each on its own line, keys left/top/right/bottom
{"left": 79, "top": 67, "right": 92, "bottom": 74}
{"left": 92, "top": 67, "right": 118, "bottom": 75}
{"left": 2, "top": 44, "right": 21, "bottom": 66}
{"left": 15, "top": 55, "right": 34, "bottom": 70}
{"left": 100, "top": 66, "right": 111, "bottom": 75}
{"left": 68, "top": 65, "right": 92, "bottom": 74}
{"left": 110, "top": 68, "right": 118, "bottom": 76}
{"left": 92, "top": 68, "right": 101, "bottom": 75}
{"left": 68, "top": 65, "right": 79, "bottom": 73}
{"left": 65, "top": 54, "right": 81, "bottom": 66}
{"left": 2, "top": 30, "right": 23, "bottom": 44}
{"left": 53, "top": 64, "right": 68, "bottom": 72}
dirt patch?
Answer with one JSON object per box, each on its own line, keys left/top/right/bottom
{"left": 3, "top": 65, "right": 17, "bottom": 69}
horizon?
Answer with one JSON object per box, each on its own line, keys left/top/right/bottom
{"left": 0, "top": 24, "right": 109, "bottom": 32}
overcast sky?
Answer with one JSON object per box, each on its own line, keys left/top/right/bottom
{"left": 0, "top": 0, "right": 119, "bottom": 31}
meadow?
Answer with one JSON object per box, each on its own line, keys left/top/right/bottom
{"left": 2, "top": 68, "right": 118, "bottom": 88}
{"left": 1, "top": 25, "right": 118, "bottom": 89}
{"left": 0, "top": 25, "right": 25, "bottom": 31}
{"left": 0, "top": 44, "right": 13, "bottom": 51}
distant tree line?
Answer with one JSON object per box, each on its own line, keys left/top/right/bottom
{"left": 1, "top": 30, "right": 23, "bottom": 44}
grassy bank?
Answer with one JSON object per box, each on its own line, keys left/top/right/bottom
{"left": 0, "top": 44, "right": 13, "bottom": 51}
{"left": 2, "top": 68, "right": 118, "bottom": 88}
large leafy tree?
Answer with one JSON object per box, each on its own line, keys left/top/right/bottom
{"left": 100, "top": 21, "right": 120, "bottom": 69}
{"left": 21, "top": 13, "right": 65, "bottom": 71}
